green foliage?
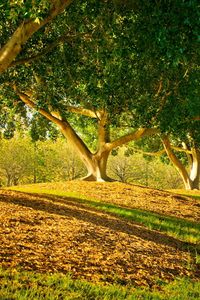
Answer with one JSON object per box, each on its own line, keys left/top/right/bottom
{"left": 0, "top": 136, "right": 85, "bottom": 186}
{"left": 0, "top": 136, "right": 33, "bottom": 186}
{"left": 0, "top": 0, "right": 199, "bottom": 165}
{"left": 0, "top": 0, "right": 51, "bottom": 25}
{"left": 29, "top": 113, "right": 59, "bottom": 142}
{"left": 108, "top": 148, "right": 183, "bottom": 189}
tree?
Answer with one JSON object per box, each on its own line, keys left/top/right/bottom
{"left": 108, "top": 148, "right": 182, "bottom": 189}
{"left": 0, "top": 135, "right": 85, "bottom": 186}
{"left": 161, "top": 135, "right": 200, "bottom": 190}
{"left": 132, "top": 133, "right": 200, "bottom": 190}
{"left": 0, "top": 0, "right": 199, "bottom": 184}
{"left": 0, "top": 136, "right": 33, "bottom": 186}
{"left": 1, "top": 0, "right": 159, "bottom": 181}
{"left": 123, "top": 0, "right": 200, "bottom": 189}
{"left": 33, "top": 138, "right": 85, "bottom": 183}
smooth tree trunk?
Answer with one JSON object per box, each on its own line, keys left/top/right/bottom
{"left": 82, "top": 149, "right": 113, "bottom": 182}
{"left": 188, "top": 148, "right": 200, "bottom": 189}
{"left": 16, "top": 89, "right": 159, "bottom": 182}
{"left": 61, "top": 123, "right": 112, "bottom": 181}
{"left": 162, "top": 136, "right": 200, "bottom": 190}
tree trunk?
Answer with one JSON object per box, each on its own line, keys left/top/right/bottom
{"left": 188, "top": 148, "right": 200, "bottom": 190}
{"left": 6, "top": 174, "right": 11, "bottom": 187}
{"left": 82, "top": 150, "right": 114, "bottom": 182}
{"left": 162, "top": 136, "right": 200, "bottom": 190}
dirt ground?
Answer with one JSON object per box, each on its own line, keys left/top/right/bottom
{"left": 0, "top": 182, "right": 199, "bottom": 287}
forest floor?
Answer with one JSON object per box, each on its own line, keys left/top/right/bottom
{"left": 0, "top": 182, "right": 199, "bottom": 288}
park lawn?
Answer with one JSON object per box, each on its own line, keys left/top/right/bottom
{"left": 8, "top": 182, "right": 200, "bottom": 245}
{"left": 1, "top": 182, "right": 200, "bottom": 299}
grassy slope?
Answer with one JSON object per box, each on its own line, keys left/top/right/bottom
{"left": 1, "top": 268, "right": 200, "bottom": 300}
{"left": 1, "top": 182, "right": 200, "bottom": 299}
{"left": 168, "top": 189, "right": 200, "bottom": 201}
{"left": 9, "top": 183, "right": 200, "bottom": 245}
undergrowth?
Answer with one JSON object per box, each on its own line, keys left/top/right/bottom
{"left": 0, "top": 268, "right": 200, "bottom": 300}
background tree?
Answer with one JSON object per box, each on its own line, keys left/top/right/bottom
{"left": 108, "top": 147, "right": 182, "bottom": 189}
{"left": 0, "top": 135, "right": 33, "bottom": 186}
{"left": 33, "top": 138, "right": 85, "bottom": 183}
{"left": 0, "top": 135, "right": 85, "bottom": 186}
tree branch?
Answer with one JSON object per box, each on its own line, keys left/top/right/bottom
{"left": 106, "top": 128, "right": 159, "bottom": 151}
{"left": 171, "top": 146, "right": 192, "bottom": 154}
{"left": 0, "top": 0, "right": 73, "bottom": 73}
{"left": 131, "top": 148, "right": 166, "bottom": 157}
{"left": 13, "top": 86, "right": 93, "bottom": 166}
{"left": 13, "top": 87, "right": 63, "bottom": 126}
{"left": 10, "top": 33, "right": 86, "bottom": 67}
{"left": 66, "top": 105, "right": 97, "bottom": 118}
{"left": 161, "top": 135, "right": 190, "bottom": 187}
{"left": 193, "top": 116, "right": 200, "bottom": 121}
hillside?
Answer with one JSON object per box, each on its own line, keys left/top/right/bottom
{"left": 0, "top": 182, "right": 199, "bottom": 288}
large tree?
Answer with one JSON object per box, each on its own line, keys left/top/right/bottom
{"left": 0, "top": 0, "right": 199, "bottom": 184}
{"left": 117, "top": 0, "right": 200, "bottom": 189}
{"left": 1, "top": 0, "right": 158, "bottom": 181}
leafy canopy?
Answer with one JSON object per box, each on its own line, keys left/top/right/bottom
{"left": 0, "top": 0, "right": 199, "bottom": 144}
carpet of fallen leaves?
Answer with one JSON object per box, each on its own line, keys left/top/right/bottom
{"left": 0, "top": 182, "right": 199, "bottom": 287}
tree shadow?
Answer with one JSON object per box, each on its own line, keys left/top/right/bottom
{"left": 0, "top": 190, "right": 199, "bottom": 256}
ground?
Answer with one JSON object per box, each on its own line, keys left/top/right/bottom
{"left": 0, "top": 182, "right": 199, "bottom": 288}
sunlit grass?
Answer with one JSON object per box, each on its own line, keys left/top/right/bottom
{"left": 169, "top": 189, "right": 200, "bottom": 201}
{"left": 0, "top": 268, "right": 200, "bottom": 300}
{"left": 9, "top": 186, "right": 200, "bottom": 246}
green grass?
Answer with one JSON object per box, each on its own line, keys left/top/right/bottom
{"left": 9, "top": 186, "right": 200, "bottom": 246}
{"left": 182, "top": 194, "right": 200, "bottom": 201}
{"left": 169, "top": 189, "right": 200, "bottom": 201}
{"left": 0, "top": 268, "right": 200, "bottom": 300}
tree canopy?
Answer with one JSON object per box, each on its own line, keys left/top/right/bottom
{"left": 0, "top": 0, "right": 199, "bottom": 186}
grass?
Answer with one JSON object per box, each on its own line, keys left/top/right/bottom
{"left": 3, "top": 185, "right": 200, "bottom": 299}
{"left": 9, "top": 186, "right": 200, "bottom": 246}
{"left": 169, "top": 189, "right": 200, "bottom": 201}
{"left": 0, "top": 268, "right": 200, "bottom": 300}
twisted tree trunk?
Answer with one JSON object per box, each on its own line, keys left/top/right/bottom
{"left": 162, "top": 136, "right": 199, "bottom": 190}
{"left": 15, "top": 89, "right": 159, "bottom": 182}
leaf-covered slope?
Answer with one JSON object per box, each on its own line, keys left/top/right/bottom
{"left": 12, "top": 181, "right": 200, "bottom": 222}
{"left": 0, "top": 183, "right": 199, "bottom": 287}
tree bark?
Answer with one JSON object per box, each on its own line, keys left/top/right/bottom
{"left": 162, "top": 136, "right": 200, "bottom": 190}
{"left": 81, "top": 112, "right": 113, "bottom": 181}
{"left": 82, "top": 150, "right": 113, "bottom": 182}
{"left": 189, "top": 148, "right": 200, "bottom": 189}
